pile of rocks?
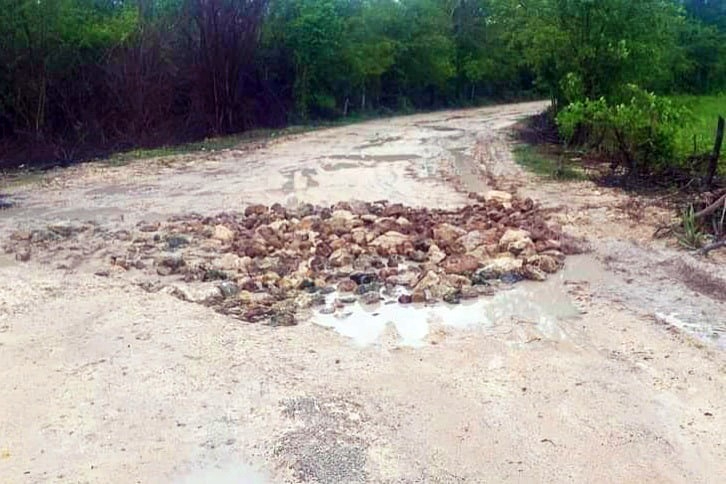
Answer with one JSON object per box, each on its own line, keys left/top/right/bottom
{"left": 7, "top": 192, "right": 582, "bottom": 325}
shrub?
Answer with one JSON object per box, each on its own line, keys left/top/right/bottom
{"left": 557, "top": 85, "right": 687, "bottom": 178}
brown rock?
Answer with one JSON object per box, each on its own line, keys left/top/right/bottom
{"left": 427, "top": 244, "right": 446, "bottom": 264}
{"left": 212, "top": 224, "right": 235, "bottom": 242}
{"left": 413, "top": 270, "right": 455, "bottom": 301}
{"left": 245, "top": 204, "right": 268, "bottom": 217}
{"left": 351, "top": 228, "right": 368, "bottom": 245}
{"left": 522, "top": 264, "right": 547, "bottom": 281}
{"left": 433, "top": 223, "right": 466, "bottom": 245}
{"left": 442, "top": 254, "right": 480, "bottom": 275}
{"left": 369, "top": 231, "right": 409, "bottom": 255}
{"left": 337, "top": 280, "right": 357, "bottom": 293}
{"left": 525, "top": 254, "right": 560, "bottom": 273}
{"left": 484, "top": 190, "right": 513, "bottom": 205}
{"left": 387, "top": 271, "right": 420, "bottom": 287}
{"left": 329, "top": 210, "right": 357, "bottom": 233}
{"left": 499, "top": 229, "right": 534, "bottom": 255}
{"left": 329, "top": 248, "right": 353, "bottom": 267}
{"left": 477, "top": 256, "right": 523, "bottom": 279}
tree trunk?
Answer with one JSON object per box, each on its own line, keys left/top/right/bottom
{"left": 705, "top": 115, "right": 724, "bottom": 188}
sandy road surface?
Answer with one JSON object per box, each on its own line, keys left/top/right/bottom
{"left": 1, "top": 101, "right": 725, "bottom": 483}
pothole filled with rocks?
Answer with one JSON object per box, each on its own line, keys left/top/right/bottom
{"left": 5, "top": 191, "right": 583, "bottom": 328}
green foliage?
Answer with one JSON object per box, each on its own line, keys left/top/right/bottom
{"left": 557, "top": 86, "right": 686, "bottom": 175}
{"left": 502, "top": 0, "right": 685, "bottom": 105}
{"left": 3, "top": 0, "right": 726, "bottom": 167}
{"left": 678, "top": 205, "right": 706, "bottom": 249}
{"left": 671, "top": 94, "right": 726, "bottom": 160}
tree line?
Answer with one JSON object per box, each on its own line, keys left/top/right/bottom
{"left": 1, "top": 0, "right": 725, "bottom": 167}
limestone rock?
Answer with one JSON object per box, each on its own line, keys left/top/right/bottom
{"left": 441, "top": 254, "right": 480, "bottom": 275}
{"left": 212, "top": 224, "right": 235, "bottom": 242}
{"left": 369, "top": 231, "right": 409, "bottom": 255}
{"left": 433, "top": 223, "right": 466, "bottom": 245}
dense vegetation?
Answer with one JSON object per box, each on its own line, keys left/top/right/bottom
{"left": 1, "top": 0, "right": 725, "bottom": 168}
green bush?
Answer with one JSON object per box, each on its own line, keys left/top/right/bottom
{"left": 557, "top": 86, "right": 687, "bottom": 177}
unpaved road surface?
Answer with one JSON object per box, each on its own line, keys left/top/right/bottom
{"left": 1, "top": 101, "right": 725, "bottom": 483}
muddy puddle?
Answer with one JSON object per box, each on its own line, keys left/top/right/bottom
{"left": 313, "top": 253, "right": 726, "bottom": 349}
{"left": 314, "top": 258, "right": 584, "bottom": 348}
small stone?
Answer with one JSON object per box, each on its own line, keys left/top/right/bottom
{"left": 484, "top": 190, "right": 513, "bottom": 204}
{"left": 203, "top": 269, "right": 228, "bottom": 281}
{"left": 157, "top": 265, "right": 173, "bottom": 276}
{"left": 527, "top": 254, "right": 560, "bottom": 273}
{"left": 501, "top": 273, "right": 524, "bottom": 284}
{"left": 499, "top": 229, "right": 534, "bottom": 255}
{"left": 218, "top": 281, "right": 239, "bottom": 298}
{"left": 298, "top": 279, "right": 317, "bottom": 292}
{"left": 166, "top": 235, "right": 190, "bottom": 250}
{"left": 458, "top": 230, "right": 497, "bottom": 252}
{"left": 319, "top": 306, "right": 336, "bottom": 315}
{"left": 369, "top": 231, "right": 410, "bottom": 255}
{"left": 386, "top": 271, "right": 420, "bottom": 287}
{"left": 15, "top": 247, "right": 31, "bottom": 262}
{"left": 48, "top": 221, "right": 85, "bottom": 238}
{"left": 398, "top": 294, "right": 413, "bottom": 304}
{"left": 473, "top": 256, "right": 522, "bottom": 283}
{"left": 94, "top": 270, "right": 110, "bottom": 277}
{"left": 350, "top": 272, "right": 377, "bottom": 285}
{"left": 360, "top": 292, "right": 381, "bottom": 305}
{"left": 244, "top": 204, "right": 268, "bottom": 217}
{"left": 155, "top": 253, "right": 185, "bottom": 273}
{"left": 337, "top": 280, "right": 357, "bottom": 293}
{"left": 433, "top": 223, "right": 466, "bottom": 245}
{"left": 411, "top": 291, "right": 427, "bottom": 303}
{"left": 427, "top": 244, "right": 446, "bottom": 264}
{"left": 138, "top": 222, "right": 160, "bottom": 232}
{"left": 269, "top": 312, "right": 296, "bottom": 327}
{"left": 329, "top": 248, "right": 353, "bottom": 267}
{"left": 409, "top": 250, "right": 427, "bottom": 262}
{"left": 522, "top": 265, "right": 547, "bottom": 281}
{"left": 441, "top": 254, "right": 480, "bottom": 275}
{"left": 443, "top": 290, "right": 462, "bottom": 305}
{"left": 356, "top": 282, "right": 381, "bottom": 295}
{"left": 351, "top": 228, "right": 368, "bottom": 245}
{"left": 212, "top": 225, "right": 235, "bottom": 242}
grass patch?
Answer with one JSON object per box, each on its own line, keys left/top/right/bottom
{"left": 100, "top": 111, "right": 397, "bottom": 166}
{"left": 513, "top": 144, "right": 586, "bottom": 180}
{"left": 672, "top": 94, "right": 726, "bottom": 158}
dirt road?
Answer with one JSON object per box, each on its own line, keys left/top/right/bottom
{"left": 1, "top": 101, "right": 725, "bottom": 483}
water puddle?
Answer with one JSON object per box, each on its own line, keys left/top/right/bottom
{"left": 176, "top": 462, "right": 269, "bottom": 484}
{"left": 313, "top": 269, "right": 580, "bottom": 348}
{"left": 328, "top": 154, "right": 422, "bottom": 162}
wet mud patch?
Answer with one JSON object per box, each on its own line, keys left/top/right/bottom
{"left": 354, "top": 136, "right": 402, "bottom": 150}
{"left": 5, "top": 195, "right": 583, "bottom": 328}
{"left": 328, "top": 154, "right": 422, "bottom": 163}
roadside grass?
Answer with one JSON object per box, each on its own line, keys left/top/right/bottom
{"left": 513, "top": 144, "right": 586, "bottom": 180}
{"left": 101, "top": 110, "right": 398, "bottom": 166}
{"left": 102, "top": 125, "right": 314, "bottom": 166}
{"left": 672, "top": 94, "right": 726, "bottom": 159}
